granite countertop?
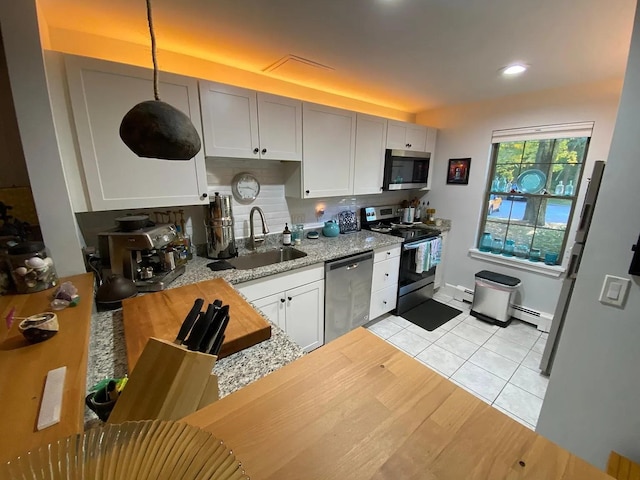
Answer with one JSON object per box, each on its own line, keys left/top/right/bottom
{"left": 85, "top": 229, "right": 403, "bottom": 425}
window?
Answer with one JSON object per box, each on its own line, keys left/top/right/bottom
{"left": 478, "top": 123, "right": 592, "bottom": 262}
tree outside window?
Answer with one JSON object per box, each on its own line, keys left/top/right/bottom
{"left": 479, "top": 136, "right": 589, "bottom": 260}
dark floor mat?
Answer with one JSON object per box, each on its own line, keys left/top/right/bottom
{"left": 401, "top": 299, "right": 462, "bottom": 332}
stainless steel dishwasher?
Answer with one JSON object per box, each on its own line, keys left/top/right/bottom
{"left": 324, "top": 251, "right": 374, "bottom": 343}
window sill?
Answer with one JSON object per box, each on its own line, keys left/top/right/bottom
{"left": 468, "top": 249, "right": 566, "bottom": 278}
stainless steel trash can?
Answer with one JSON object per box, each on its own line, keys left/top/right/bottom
{"left": 470, "top": 270, "right": 520, "bottom": 327}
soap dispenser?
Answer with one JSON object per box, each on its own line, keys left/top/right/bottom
{"left": 283, "top": 223, "right": 292, "bottom": 246}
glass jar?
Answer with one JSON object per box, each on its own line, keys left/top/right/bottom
{"left": 529, "top": 248, "right": 541, "bottom": 262}
{"left": 491, "top": 238, "right": 503, "bottom": 254}
{"left": 292, "top": 224, "right": 304, "bottom": 245}
{"left": 515, "top": 244, "right": 530, "bottom": 259}
{"left": 479, "top": 232, "right": 492, "bottom": 252}
{"left": 8, "top": 242, "right": 58, "bottom": 294}
{"left": 502, "top": 239, "right": 515, "bottom": 257}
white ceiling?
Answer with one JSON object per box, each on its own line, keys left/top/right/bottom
{"left": 39, "top": 0, "right": 637, "bottom": 113}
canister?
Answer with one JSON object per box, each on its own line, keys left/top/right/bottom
{"left": 8, "top": 242, "right": 58, "bottom": 294}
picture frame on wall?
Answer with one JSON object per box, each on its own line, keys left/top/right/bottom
{"left": 447, "top": 158, "right": 471, "bottom": 185}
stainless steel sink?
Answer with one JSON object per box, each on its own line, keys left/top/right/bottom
{"left": 227, "top": 247, "right": 307, "bottom": 270}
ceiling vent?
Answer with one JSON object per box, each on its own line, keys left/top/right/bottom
{"left": 263, "top": 54, "right": 334, "bottom": 74}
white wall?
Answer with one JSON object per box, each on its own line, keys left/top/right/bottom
{"left": 536, "top": 2, "right": 640, "bottom": 469}
{"left": 416, "top": 78, "right": 622, "bottom": 315}
{"left": 0, "top": 1, "right": 85, "bottom": 276}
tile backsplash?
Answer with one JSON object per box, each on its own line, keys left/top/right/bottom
{"left": 75, "top": 157, "right": 414, "bottom": 253}
{"left": 205, "top": 157, "right": 412, "bottom": 241}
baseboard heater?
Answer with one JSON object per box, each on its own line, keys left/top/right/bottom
{"left": 451, "top": 284, "right": 552, "bottom": 332}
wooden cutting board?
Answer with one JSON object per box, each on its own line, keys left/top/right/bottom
{"left": 122, "top": 278, "right": 271, "bottom": 369}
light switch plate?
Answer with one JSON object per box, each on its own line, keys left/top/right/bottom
{"left": 599, "top": 275, "right": 631, "bottom": 308}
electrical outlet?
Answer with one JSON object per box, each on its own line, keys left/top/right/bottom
{"left": 599, "top": 275, "right": 631, "bottom": 308}
{"left": 292, "top": 213, "right": 305, "bottom": 224}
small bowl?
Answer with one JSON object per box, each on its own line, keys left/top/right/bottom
{"left": 18, "top": 312, "right": 59, "bottom": 343}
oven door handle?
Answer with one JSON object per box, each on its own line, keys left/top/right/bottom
{"left": 404, "top": 237, "right": 439, "bottom": 249}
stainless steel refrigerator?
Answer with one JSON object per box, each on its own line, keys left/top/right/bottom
{"left": 540, "top": 160, "right": 606, "bottom": 375}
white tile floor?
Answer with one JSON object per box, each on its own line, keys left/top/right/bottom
{"left": 365, "top": 291, "right": 550, "bottom": 430}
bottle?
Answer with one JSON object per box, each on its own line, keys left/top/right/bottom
{"left": 554, "top": 180, "right": 564, "bottom": 196}
{"left": 283, "top": 223, "right": 292, "bottom": 246}
{"left": 564, "top": 180, "right": 574, "bottom": 196}
{"left": 479, "top": 232, "right": 492, "bottom": 252}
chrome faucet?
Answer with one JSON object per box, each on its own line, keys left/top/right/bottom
{"left": 249, "top": 206, "right": 269, "bottom": 250}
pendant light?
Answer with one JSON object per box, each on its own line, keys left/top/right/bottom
{"left": 119, "top": 0, "right": 201, "bottom": 160}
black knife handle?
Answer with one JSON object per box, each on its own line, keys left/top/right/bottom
{"left": 210, "top": 333, "right": 225, "bottom": 356}
{"left": 186, "top": 303, "right": 216, "bottom": 351}
{"left": 208, "top": 310, "right": 230, "bottom": 355}
{"left": 175, "top": 298, "right": 205, "bottom": 344}
{"left": 200, "top": 303, "right": 225, "bottom": 353}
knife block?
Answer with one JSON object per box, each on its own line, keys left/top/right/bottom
{"left": 107, "top": 337, "right": 219, "bottom": 424}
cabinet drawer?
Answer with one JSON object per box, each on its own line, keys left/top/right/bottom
{"left": 374, "top": 245, "right": 401, "bottom": 263}
{"left": 236, "top": 264, "right": 324, "bottom": 302}
{"left": 369, "top": 284, "right": 398, "bottom": 320}
{"left": 371, "top": 256, "right": 400, "bottom": 293}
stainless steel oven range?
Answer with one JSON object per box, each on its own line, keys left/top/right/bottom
{"left": 361, "top": 205, "right": 441, "bottom": 314}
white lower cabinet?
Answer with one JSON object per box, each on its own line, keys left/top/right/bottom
{"left": 369, "top": 245, "right": 401, "bottom": 320}
{"left": 237, "top": 264, "right": 324, "bottom": 352}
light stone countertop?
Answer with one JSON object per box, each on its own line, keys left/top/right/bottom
{"left": 86, "top": 229, "right": 404, "bottom": 425}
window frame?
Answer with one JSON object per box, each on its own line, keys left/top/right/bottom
{"left": 477, "top": 134, "right": 591, "bottom": 268}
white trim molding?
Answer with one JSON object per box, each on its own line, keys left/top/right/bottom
{"left": 468, "top": 248, "right": 566, "bottom": 278}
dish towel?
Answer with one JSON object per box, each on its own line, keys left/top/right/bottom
{"left": 414, "top": 243, "right": 428, "bottom": 274}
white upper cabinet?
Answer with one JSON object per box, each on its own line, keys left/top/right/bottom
{"left": 353, "top": 113, "right": 387, "bottom": 195}
{"left": 387, "top": 120, "right": 428, "bottom": 152}
{"left": 425, "top": 127, "right": 438, "bottom": 156}
{"left": 65, "top": 55, "right": 209, "bottom": 211}
{"left": 300, "top": 102, "right": 356, "bottom": 198}
{"left": 199, "top": 81, "right": 302, "bottom": 161}
{"left": 256, "top": 92, "right": 302, "bottom": 161}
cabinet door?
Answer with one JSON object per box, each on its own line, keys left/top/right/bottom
{"left": 386, "top": 121, "right": 408, "bottom": 149}
{"left": 370, "top": 284, "right": 398, "bottom": 320}
{"left": 371, "top": 256, "right": 401, "bottom": 293}
{"left": 199, "top": 81, "right": 259, "bottom": 159}
{"left": 302, "top": 103, "right": 356, "bottom": 198}
{"left": 353, "top": 113, "right": 387, "bottom": 195}
{"left": 257, "top": 93, "right": 302, "bottom": 161}
{"left": 406, "top": 124, "right": 428, "bottom": 151}
{"left": 65, "top": 56, "right": 208, "bottom": 211}
{"left": 253, "top": 293, "right": 286, "bottom": 329}
{"left": 285, "top": 280, "right": 324, "bottom": 352}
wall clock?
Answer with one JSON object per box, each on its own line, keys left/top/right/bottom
{"left": 231, "top": 172, "right": 260, "bottom": 204}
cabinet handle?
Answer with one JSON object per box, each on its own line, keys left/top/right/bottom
{"left": 385, "top": 273, "right": 389, "bottom": 277}
{"left": 383, "top": 300, "right": 387, "bottom": 305}
{"left": 280, "top": 298, "right": 285, "bottom": 303}
{"left": 386, "top": 251, "right": 391, "bottom": 255}
{"left": 287, "top": 296, "right": 292, "bottom": 301}
{"left": 406, "top": 143, "right": 410, "bottom": 148}
{"left": 408, "top": 143, "right": 412, "bottom": 148}
{"left": 202, "top": 193, "right": 208, "bottom": 198}
{"left": 305, "top": 190, "right": 310, "bottom": 195}
{"left": 253, "top": 148, "right": 259, "bottom": 154}
{"left": 261, "top": 148, "right": 267, "bottom": 154}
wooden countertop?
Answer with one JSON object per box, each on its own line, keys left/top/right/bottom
{"left": 0, "top": 273, "right": 94, "bottom": 463}
{"left": 122, "top": 278, "right": 271, "bottom": 369}
{"left": 183, "top": 327, "right": 611, "bottom": 480}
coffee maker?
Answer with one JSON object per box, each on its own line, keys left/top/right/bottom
{"left": 97, "top": 224, "right": 185, "bottom": 292}
{"left": 206, "top": 192, "right": 237, "bottom": 259}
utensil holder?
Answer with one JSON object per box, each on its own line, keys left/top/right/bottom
{"left": 108, "top": 337, "right": 218, "bottom": 423}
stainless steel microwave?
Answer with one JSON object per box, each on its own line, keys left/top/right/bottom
{"left": 383, "top": 149, "right": 431, "bottom": 190}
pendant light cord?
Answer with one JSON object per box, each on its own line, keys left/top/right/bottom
{"left": 146, "top": 0, "right": 160, "bottom": 101}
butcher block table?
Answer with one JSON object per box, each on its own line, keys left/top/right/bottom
{"left": 122, "top": 278, "right": 271, "bottom": 368}
{"left": 183, "top": 327, "right": 611, "bottom": 480}
{"left": 0, "top": 273, "right": 94, "bottom": 464}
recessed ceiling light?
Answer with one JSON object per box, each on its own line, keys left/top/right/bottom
{"left": 502, "top": 64, "right": 528, "bottom": 75}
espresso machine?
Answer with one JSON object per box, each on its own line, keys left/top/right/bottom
{"left": 206, "top": 192, "right": 237, "bottom": 259}
{"left": 97, "top": 224, "right": 185, "bottom": 292}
